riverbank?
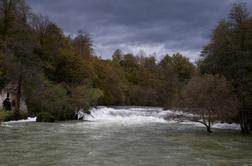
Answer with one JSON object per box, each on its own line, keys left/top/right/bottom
{"left": 0, "top": 107, "right": 241, "bottom": 131}
{"left": 0, "top": 111, "right": 29, "bottom": 122}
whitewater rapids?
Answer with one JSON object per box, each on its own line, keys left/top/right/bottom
{"left": 1, "top": 106, "right": 240, "bottom": 130}
{"left": 84, "top": 106, "right": 240, "bottom": 130}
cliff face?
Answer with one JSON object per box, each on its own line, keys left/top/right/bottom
{"left": 0, "top": 82, "right": 27, "bottom": 112}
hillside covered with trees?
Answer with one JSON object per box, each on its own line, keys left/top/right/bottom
{"left": 0, "top": 0, "right": 195, "bottom": 121}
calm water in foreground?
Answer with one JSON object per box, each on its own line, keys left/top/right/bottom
{"left": 0, "top": 107, "right": 252, "bottom": 166}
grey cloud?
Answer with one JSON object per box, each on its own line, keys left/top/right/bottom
{"left": 27, "top": 0, "right": 252, "bottom": 60}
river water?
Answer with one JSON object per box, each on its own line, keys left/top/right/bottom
{"left": 0, "top": 107, "right": 252, "bottom": 166}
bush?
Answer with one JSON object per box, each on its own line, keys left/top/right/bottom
{"left": 53, "top": 108, "right": 75, "bottom": 121}
{"left": 0, "top": 111, "right": 28, "bottom": 122}
{"left": 36, "top": 112, "right": 55, "bottom": 123}
{"left": 36, "top": 107, "right": 76, "bottom": 122}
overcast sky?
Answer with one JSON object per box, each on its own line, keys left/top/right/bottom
{"left": 27, "top": 0, "right": 252, "bottom": 61}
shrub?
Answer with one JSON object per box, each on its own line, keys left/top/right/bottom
{"left": 36, "top": 112, "right": 55, "bottom": 123}
{"left": 0, "top": 111, "right": 28, "bottom": 122}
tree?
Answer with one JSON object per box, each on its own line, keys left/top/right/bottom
{"left": 70, "top": 85, "right": 103, "bottom": 111}
{"left": 0, "top": 0, "right": 202, "bottom": 123}
{"left": 0, "top": 0, "right": 104, "bottom": 121}
{"left": 0, "top": 48, "right": 6, "bottom": 89}
{"left": 30, "top": 14, "right": 50, "bottom": 42}
{"left": 0, "top": 0, "right": 29, "bottom": 41}
{"left": 112, "top": 49, "right": 123, "bottom": 64}
{"left": 0, "top": 0, "right": 39, "bottom": 117}
{"left": 0, "top": 0, "right": 15, "bottom": 41}
{"left": 94, "top": 59, "right": 127, "bottom": 105}
{"left": 179, "top": 75, "right": 239, "bottom": 133}
{"left": 200, "top": 2, "right": 252, "bottom": 133}
{"left": 158, "top": 54, "right": 195, "bottom": 107}
{"left": 72, "top": 31, "right": 93, "bottom": 59}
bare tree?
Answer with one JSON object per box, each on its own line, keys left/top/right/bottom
{"left": 29, "top": 14, "right": 50, "bottom": 36}
{"left": 179, "top": 75, "right": 239, "bottom": 133}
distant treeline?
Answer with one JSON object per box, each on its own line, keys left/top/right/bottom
{"left": 0, "top": 1, "right": 251, "bottom": 133}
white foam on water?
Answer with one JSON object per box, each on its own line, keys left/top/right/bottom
{"left": 180, "top": 121, "right": 240, "bottom": 130}
{"left": 3, "top": 117, "right": 37, "bottom": 124}
{"left": 180, "top": 121, "right": 205, "bottom": 127}
{"left": 84, "top": 107, "right": 198, "bottom": 125}
{"left": 0, "top": 107, "right": 240, "bottom": 130}
{"left": 84, "top": 107, "right": 241, "bottom": 130}
{"left": 212, "top": 122, "right": 240, "bottom": 130}
{"left": 85, "top": 107, "right": 168, "bottom": 124}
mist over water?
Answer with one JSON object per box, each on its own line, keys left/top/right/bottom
{"left": 0, "top": 107, "right": 251, "bottom": 166}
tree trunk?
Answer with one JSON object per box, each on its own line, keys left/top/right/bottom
{"left": 240, "top": 110, "right": 249, "bottom": 134}
{"left": 202, "top": 120, "right": 212, "bottom": 133}
{"left": 207, "top": 112, "right": 213, "bottom": 133}
{"left": 15, "top": 75, "right": 22, "bottom": 119}
{"left": 207, "top": 126, "right": 212, "bottom": 133}
{"left": 207, "top": 119, "right": 212, "bottom": 133}
{"left": 239, "top": 99, "right": 249, "bottom": 134}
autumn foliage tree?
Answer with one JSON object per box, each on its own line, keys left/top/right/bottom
{"left": 0, "top": 0, "right": 103, "bottom": 121}
{"left": 179, "top": 75, "right": 239, "bottom": 133}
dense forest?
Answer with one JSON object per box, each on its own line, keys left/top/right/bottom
{"left": 0, "top": 1, "right": 251, "bottom": 133}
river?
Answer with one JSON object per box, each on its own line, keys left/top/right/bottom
{"left": 0, "top": 107, "right": 252, "bottom": 166}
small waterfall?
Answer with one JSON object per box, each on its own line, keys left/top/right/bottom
{"left": 82, "top": 107, "right": 240, "bottom": 130}
{"left": 83, "top": 106, "right": 191, "bottom": 124}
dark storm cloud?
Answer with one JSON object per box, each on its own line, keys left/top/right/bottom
{"left": 27, "top": 0, "right": 252, "bottom": 60}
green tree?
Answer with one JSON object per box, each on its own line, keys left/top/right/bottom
{"left": 112, "top": 49, "right": 123, "bottom": 64}
{"left": 72, "top": 31, "right": 93, "bottom": 59}
{"left": 0, "top": 0, "right": 103, "bottom": 121}
{"left": 0, "top": 0, "right": 39, "bottom": 117}
{"left": 158, "top": 54, "right": 195, "bottom": 107}
{"left": 200, "top": 3, "right": 252, "bottom": 133}
{"left": 70, "top": 85, "right": 103, "bottom": 111}
{"left": 94, "top": 60, "right": 127, "bottom": 105}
